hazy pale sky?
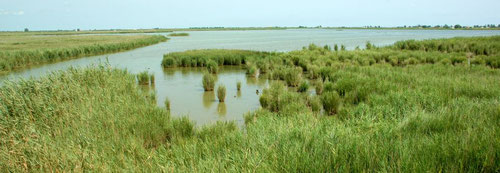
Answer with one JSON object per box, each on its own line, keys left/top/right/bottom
{"left": 0, "top": 0, "right": 499, "bottom": 31}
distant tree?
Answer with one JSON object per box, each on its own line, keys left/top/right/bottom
{"left": 24, "top": 28, "right": 29, "bottom": 32}
{"left": 76, "top": 28, "right": 80, "bottom": 32}
{"left": 454, "top": 24, "right": 462, "bottom": 29}
{"left": 443, "top": 24, "right": 450, "bottom": 29}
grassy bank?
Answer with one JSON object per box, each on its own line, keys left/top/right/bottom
{"left": 168, "top": 33, "right": 189, "bottom": 37}
{"left": 0, "top": 34, "right": 167, "bottom": 73}
{"left": 1, "top": 36, "right": 499, "bottom": 171}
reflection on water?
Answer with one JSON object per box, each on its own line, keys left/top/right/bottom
{"left": 217, "top": 103, "right": 227, "bottom": 116}
{"left": 202, "top": 91, "right": 216, "bottom": 109}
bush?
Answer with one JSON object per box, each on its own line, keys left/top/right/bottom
{"left": 217, "top": 85, "right": 226, "bottom": 102}
{"left": 202, "top": 73, "right": 216, "bottom": 91}
{"left": 321, "top": 91, "right": 341, "bottom": 115}
{"left": 297, "top": 81, "right": 309, "bottom": 92}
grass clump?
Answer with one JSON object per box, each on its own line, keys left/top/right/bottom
{"left": 217, "top": 85, "right": 226, "bottom": 102}
{"left": 161, "top": 56, "right": 177, "bottom": 67}
{"left": 321, "top": 91, "right": 341, "bottom": 115}
{"left": 206, "top": 60, "right": 218, "bottom": 74}
{"left": 136, "top": 71, "right": 154, "bottom": 85}
{"left": 202, "top": 73, "right": 216, "bottom": 91}
{"left": 246, "top": 65, "right": 258, "bottom": 77}
{"left": 297, "top": 81, "right": 309, "bottom": 92}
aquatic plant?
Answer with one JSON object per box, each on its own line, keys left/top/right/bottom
{"left": 315, "top": 80, "right": 324, "bottom": 95}
{"left": 321, "top": 91, "right": 341, "bottom": 115}
{"left": 0, "top": 35, "right": 168, "bottom": 73}
{"left": 297, "top": 81, "right": 309, "bottom": 92}
{"left": 206, "top": 60, "right": 219, "bottom": 74}
{"left": 237, "top": 81, "right": 241, "bottom": 91}
{"left": 165, "top": 97, "right": 171, "bottom": 111}
{"left": 284, "top": 67, "right": 302, "bottom": 87}
{"left": 217, "top": 85, "right": 226, "bottom": 102}
{"left": 137, "top": 71, "right": 153, "bottom": 85}
{"left": 161, "top": 56, "right": 177, "bottom": 67}
{"left": 246, "top": 65, "right": 258, "bottom": 77}
{"left": 202, "top": 73, "right": 216, "bottom": 91}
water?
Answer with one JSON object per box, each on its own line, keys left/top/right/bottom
{"left": 1, "top": 29, "right": 499, "bottom": 126}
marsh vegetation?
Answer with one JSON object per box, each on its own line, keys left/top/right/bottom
{"left": 1, "top": 36, "right": 500, "bottom": 172}
{"left": 0, "top": 34, "right": 167, "bottom": 73}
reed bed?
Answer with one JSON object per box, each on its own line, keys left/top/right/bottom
{"left": 0, "top": 34, "right": 167, "bottom": 73}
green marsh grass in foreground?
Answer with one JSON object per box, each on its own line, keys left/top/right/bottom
{"left": 0, "top": 34, "right": 167, "bottom": 73}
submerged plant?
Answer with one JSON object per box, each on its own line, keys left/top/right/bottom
{"left": 217, "top": 85, "right": 226, "bottom": 102}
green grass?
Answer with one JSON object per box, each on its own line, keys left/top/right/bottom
{"left": 217, "top": 85, "right": 226, "bottom": 102}
{"left": 202, "top": 73, "right": 216, "bottom": 91}
{"left": 168, "top": 33, "right": 189, "bottom": 37}
{"left": 162, "top": 49, "right": 270, "bottom": 68}
{"left": 1, "top": 36, "right": 500, "bottom": 171}
{"left": 0, "top": 34, "right": 167, "bottom": 73}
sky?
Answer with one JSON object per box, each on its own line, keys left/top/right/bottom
{"left": 0, "top": 0, "right": 499, "bottom": 31}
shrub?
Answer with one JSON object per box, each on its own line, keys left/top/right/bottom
{"left": 217, "top": 85, "right": 226, "bottom": 102}
{"left": 202, "top": 73, "right": 216, "bottom": 91}
{"left": 207, "top": 60, "right": 218, "bottom": 74}
{"left": 321, "top": 91, "right": 341, "bottom": 115}
{"left": 297, "top": 81, "right": 309, "bottom": 92}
